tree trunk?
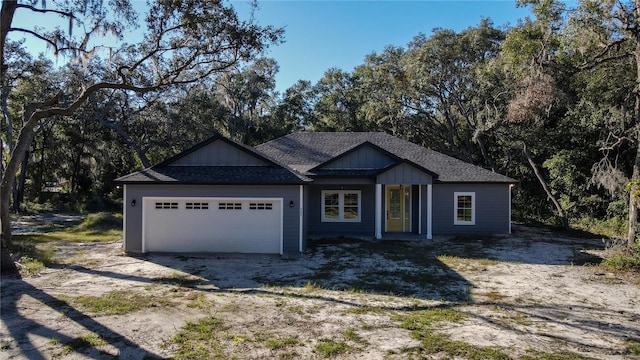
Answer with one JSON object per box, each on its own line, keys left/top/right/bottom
{"left": 1, "top": 115, "right": 39, "bottom": 273}
{"left": 628, "top": 11, "right": 640, "bottom": 246}
{"left": 523, "top": 141, "right": 569, "bottom": 230}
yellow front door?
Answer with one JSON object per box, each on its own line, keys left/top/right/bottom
{"left": 386, "top": 185, "right": 411, "bottom": 232}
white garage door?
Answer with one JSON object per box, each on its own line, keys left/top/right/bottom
{"left": 142, "top": 197, "right": 282, "bottom": 254}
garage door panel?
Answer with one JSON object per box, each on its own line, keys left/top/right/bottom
{"left": 143, "top": 198, "right": 282, "bottom": 253}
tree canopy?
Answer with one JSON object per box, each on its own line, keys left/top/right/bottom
{"left": 3, "top": 0, "right": 640, "bottom": 272}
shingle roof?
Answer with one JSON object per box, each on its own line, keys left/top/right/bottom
{"left": 115, "top": 166, "right": 309, "bottom": 184}
{"left": 256, "top": 132, "right": 516, "bottom": 183}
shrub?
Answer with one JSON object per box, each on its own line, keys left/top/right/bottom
{"left": 76, "top": 212, "right": 122, "bottom": 231}
{"left": 602, "top": 245, "right": 640, "bottom": 272}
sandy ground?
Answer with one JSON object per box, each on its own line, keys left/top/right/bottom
{"left": 1, "top": 222, "right": 639, "bottom": 359}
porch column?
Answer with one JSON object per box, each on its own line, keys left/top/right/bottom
{"left": 418, "top": 185, "right": 422, "bottom": 234}
{"left": 299, "top": 185, "right": 304, "bottom": 252}
{"left": 375, "top": 184, "right": 382, "bottom": 239}
{"left": 427, "top": 184, "right": 433, "bottom": 240}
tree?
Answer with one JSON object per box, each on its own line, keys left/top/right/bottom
{"left": 498, "top": 0, "right": 572, "bottom": 229}
{"left": 0, "top": 0, "right": 283, "bottom": 272}
{"left": 567, "top": 0, "right": 640, "bottom": 245}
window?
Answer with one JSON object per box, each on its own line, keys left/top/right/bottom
{"left": 219, "top": 202, "right": 242, "bottom": 210}
{"left": 249, "top": 203, "right": 273, "bottom": 210}
{"left": 186, "top": 202, "right": 209, "bottom": 210}
{"left": 155, "top": 202, "right": 178, "bottom": 209}
{"left": 321, "top": 190, "right": 361, "bottom": 222}
{"left": 454, "top": 192, "right": 475, "bottom": 225}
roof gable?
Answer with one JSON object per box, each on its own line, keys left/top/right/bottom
{"left": 256, "top": 132, "right": 516, "bottom": 183}
{"left": 314, "top": 142, "right": 398, "bottom": 170}
{"left": 159, "top": 134, "right": 271, "bottom": 167}
{"left": 115, "top": 134, "right": 311, "bottom": 185}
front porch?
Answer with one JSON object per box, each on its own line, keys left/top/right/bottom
{"left": 374, "top": 183, "right": 433, "bottom": 240}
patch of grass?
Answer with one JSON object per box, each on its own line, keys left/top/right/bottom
{"left": 483, "top": 290, "right": 507, "bottom": 302}
{"left": 17, "top": 255, "right": 45, "bottom": 276}
{"left": 185, "top": 292, "right": 212, "bottom": 309}
{"left": 171, "top": 317, "right": 226, "bottom": 359}
{"left": 265, "top": 337, "right": 300, "bottom": 350}
{"left": 417, "top": 332, "right": 510, "bottom": 359}
{"left": 315, "top": 338, "right": 352, "bottom": 358}
{"left": 601, "top": 245, "right": 640, "bottom": 272}
{"left": 13, "top": 229, "right": 122, "bottom": 243}
{"left": 343, "top": 328, "right": 368, "bottom": 346}
{"left": 72, "top": 290, "right": 173, "bottom": 315}
{"left": 62, "top": 333, "right": 107, "bottom": 354}
{"left": 628, "top": 340, "right": 640, "bottom": 355}
{"left": 521, "top": 349, "right": 598, "bottom": 360}
{"left": 343, "top": 305, "right": 384, "bottom": 314}
{"left": 396, "top": 307, "right": 467, "bottom": 330}
{"left": 76, "top": 212, "right": 122, "bottom": 231}
{"left": 396, "top": 307, "right": 509, "bottom": 359}
{"left": 154, "top": 272, "right": 202, "bottom": 287}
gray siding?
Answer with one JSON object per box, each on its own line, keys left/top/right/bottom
{"left": 323, "top": 145, "right": 395, "bottom": 169}
{"left": 124, "top": 184, "right": 301, "bottom": 254}
{"left": 172, "top": 140, "right": 267, "bottom": 166}
{"left": 377, "top": 163, "right": 432, "bottom": 185}
{"left": 312, "top": 178, "right": 375, "bottom": 185}
{"left": 432, "top": 184, "right": 511, "bottom": 235}
{"left": 307, "top": 184, "right": 376, "bottom": 237}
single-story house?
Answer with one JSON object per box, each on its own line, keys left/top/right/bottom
{"left": 115, "top": 132, "right": 516, "bottom": 255}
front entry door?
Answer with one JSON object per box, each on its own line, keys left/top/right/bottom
{"left": 386, "top": 185, "right": 411, "bottom": 232}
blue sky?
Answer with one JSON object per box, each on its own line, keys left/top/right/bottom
{"left": 240, "top": 0, "right": 533, "bottom": 92}
{"left": 12, "top": 0, "right": 534, "bottom": 93}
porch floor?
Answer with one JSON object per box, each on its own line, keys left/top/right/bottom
{"left": 308, "top": 232, "right": 430, "bottom": 241}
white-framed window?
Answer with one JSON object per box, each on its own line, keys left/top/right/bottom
{"left": 186, "top": 202, "right": 209, "bottom": 210}
{"left": 219, "top": 202, "right": 242, "bottom": 210}
{"left": 249, "top": 203, "right": 273, "bottom": 210}
{"left": 454, "top": 192, "right": 475, "bottom": 225}
{"left": 321, "top": 190, "right": 361, "bottom": 222}
{"left": 155, "top": 202, "right": 178, "bottom": 210}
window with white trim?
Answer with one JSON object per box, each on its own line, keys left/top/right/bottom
{"left": 155, "top": 202, "right": 178, "bottom": 209}
{"left": 321, "top": 190, "right": 361, "bottom": 222}
{"left": 186, "top": 202, "right": 209, "bottom": 210}
{"left": 249, "top": 203, "right": 273, "bottom": 210}
{"left": 219, "top": 202, "right": 242, "bottom": 210}
{"left": 454, "top": 192, "right": 475, "bottom": 225}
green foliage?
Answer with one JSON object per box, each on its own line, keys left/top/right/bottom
{"left": 315, "top": 338, "right": 352, "bottom": 358}
{"left": 171, "top": 317, "right": 226, "bottom": 359}
{"left": 601, "top": 245, "right": 640, "bottom": 272}
{"left": 17, "top": 256, "right": 45, "bottom": 276}
{"left": 72, "top": 290, "right": 174, "bottom": 315}
{"left": 76, "top": 212, "right": 122, "bottom": 231}
{"left": 61, "top": 333, "right": 108, "bottom": 354}
{"left": 265, "top": 337, "right": 300, "bottom": 350}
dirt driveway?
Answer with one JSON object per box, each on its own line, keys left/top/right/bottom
{"left": 1, "top": 225, "right": 639, "bottom": 359}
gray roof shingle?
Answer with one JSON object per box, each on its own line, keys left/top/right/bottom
{"left": 115, "top": 166, "right": 309, "bottom": 184}
{"left": 256, "top": 132, "right": 516, "bottom": 183}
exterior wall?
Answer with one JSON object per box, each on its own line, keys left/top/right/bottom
{"left": 172, "top": 141, "right": 266, "bottom": 166}
{"left": 124, "top": 184, "right": 301, "bottom": 254}
{"left": 307, "top": 183, "right": 376, "bottom": 238}
{"left": 377, "top": 163, "right": 432, "bottom": 185}
{"left": 322, "top": 145, "right": 395, "bottom": 169}
{"left": 432, "top": 183, "right": 511, "bottom": 235}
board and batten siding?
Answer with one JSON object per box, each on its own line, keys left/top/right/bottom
{"left": 432, "top": 183, "right": 511, "bottom": 235}
{"left": 322, "top": 144, "right": 396, "bottom": 169}
{"left": 377, "top": 163, "right": 432, "bottom": 185}
{"left": 124, "top": 184, "right": 301, "bottom": 254}
{"left": 307, "top": 184, "right": 376, "bottom": 237}
{"left": 171, "top": 141, "right": 267, "bottom": 166}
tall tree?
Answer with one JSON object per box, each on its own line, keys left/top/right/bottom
{"left": 0, "top": 0, "right": 283, "bottom": 272}
{"left": 567, "top": 0, "right": 640, "bottom": 245}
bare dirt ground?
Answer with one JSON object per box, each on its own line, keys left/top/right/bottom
{"left": 1, "top": 221, "right": 639, "bottom": 359}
